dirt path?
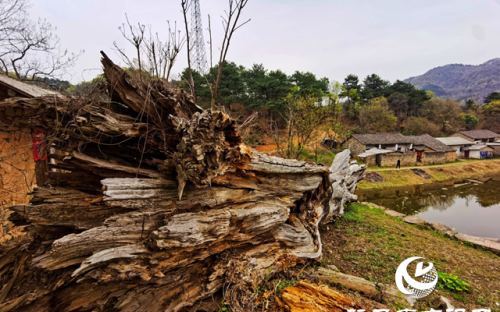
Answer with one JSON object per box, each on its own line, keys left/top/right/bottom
{"left": 367, "top": 159, "right": 500, "bottom": 171}
{"left": 359, "top": 158, "right": 500, "bottom": 189}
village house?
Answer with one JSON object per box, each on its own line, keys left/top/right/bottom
{"left": 344, "top": 132, "right": 456, "bottom": 167}
{"left": 435, "top": 137, "right": 474, "bottom": 158}
{"left": 410, "top": 134, "right": 457, "bottom": 163}
{"left": 447, "top": 130, "right": 500, "bottom": 158}
{"left": 344, "top": 133, "right": 414, "bottom": 155}
{"left": 0, "top": 74, "right": 59, "bottom": 243}
{"left": 487, "top": 142, "right": 500, "bottom": 157}
{"left": 462, "top": 145, "right": 495, "bottom": 159}
{"left": 450, "top": 129, "right": 499, "bottom": 143}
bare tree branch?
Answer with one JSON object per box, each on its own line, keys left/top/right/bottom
{"left": 113, "top": 15, "right": 185, "bottom": 82}
{"left": 210, "top": 0, "right": 250, "bottom": 109}
{"left": 0, "top": 0, "right": 82, "bottom": 80}
{"left": 181, "top": 0, "right": 196, "bottom": 102}
{"left": 207, "top": 14, "right": 212, "bottom": 69}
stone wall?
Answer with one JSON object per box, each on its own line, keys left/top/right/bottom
{"left": 421, "top": 151, "right": 448, "bottom": 165}
{"left": 0, "top": 128, "right": 37, "bottom": 244}
{"left": 363, "top": 155, "right": 377, "bottom": 166}
{"left": 344, "top": 137, "right": 366, "bottom": 156}
{"left": 445, "top": 151, "right": 457, "bottom": 163}
{"left": 0, "top": 85, "right": 24, "bottom": 102}
{"left": 378, "top": 152, "right": 416, "bottom": 167}
{"left": 362, "top": 150, "right": 454, "bottom": 167}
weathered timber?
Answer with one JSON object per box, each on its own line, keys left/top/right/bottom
{"left": 0, "top": 52, "right": 365, "bottom": 312}
{"left": 279, "top": 281, "right": 367, "bottom": 312}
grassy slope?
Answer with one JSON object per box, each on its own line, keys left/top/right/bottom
{"left": 358, "top": 159, "right": 500, "bottom": 189}
{"left": 320, "top": 203, "right": 500, "bottom": 311}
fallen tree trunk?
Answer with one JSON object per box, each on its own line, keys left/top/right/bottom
{"left": 0, "top": 52, "right": 365, "bottom": 312}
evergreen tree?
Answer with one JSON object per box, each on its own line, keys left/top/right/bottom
{"left": 360, "top": 74, "right": 389, "bottom": 101}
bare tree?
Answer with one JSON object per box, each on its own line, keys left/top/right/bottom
{"left": 115, "top": 14, "right": 145, "bottom": 79}
{"left": 0, "top": 0, "right": 82, "bottom": 80}
{"left": 274, "top": 94, "right": 328, "bottom": 160}
{"left": 0, "top": 0, "right": 28, "bottom": 43}
{"left": 181, "top": 0, "right": 196, "bottom": 102}
{"left": 113, "top": 15, "right": 185, "bottom": 82}
{"left": 181, "top": 0, "right": 250, "bottom": 109}
{"left": 144, "top": 22, "right": 184, "bottom": 81}
{"left": 210, "top": 0, "right": 250, "bottom": 109}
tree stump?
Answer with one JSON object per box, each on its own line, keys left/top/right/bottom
{"left": 0, "top": 52, "right": 365, "bottom": 312}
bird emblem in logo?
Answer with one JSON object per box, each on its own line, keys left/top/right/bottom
{"left": 395, "top": 257, "right": 438, "bottom": 299}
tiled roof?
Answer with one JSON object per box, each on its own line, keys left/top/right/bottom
{"left": 458, "top": 130, "right": 498, "bottom": 139}
{"left": 351, "top": 132, "right": 454, "bottom": 152}
{"left": 351, "top": 132, "right": 413, "bottom": 145}
{"left": 0, "top": 74, "right": 60, "bottom": 98}
{"left": 409, "top": 134, "right": 455, "bottom": 152}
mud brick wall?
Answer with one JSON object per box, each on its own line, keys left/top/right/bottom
{"left": 0, "top": 128, "right": 36, "bottom": 243}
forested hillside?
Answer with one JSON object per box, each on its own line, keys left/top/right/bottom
{"left": 405, "top": 58, "right": 500, "bottom": 103}
{"left": 59, "top": 60, "right": 500, "bottom": 156}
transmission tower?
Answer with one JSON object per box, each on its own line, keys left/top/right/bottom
{"left": 190, "top": 0, "right": 208, "bottom": 74}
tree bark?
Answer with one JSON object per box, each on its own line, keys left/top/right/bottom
{"left": 0, "top": 52, "right": 365, "bottom": 312}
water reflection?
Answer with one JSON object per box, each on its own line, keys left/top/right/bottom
{"left": 357, "top": 179, "right": 500, "bottom": 238}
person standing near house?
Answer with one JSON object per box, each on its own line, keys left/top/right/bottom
{"left": 396, "top": 159, "right": 401, "bottom": 169}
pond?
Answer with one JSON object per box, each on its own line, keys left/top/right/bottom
{"left": 356, "top": 178, "right": 500, "bottom": 239}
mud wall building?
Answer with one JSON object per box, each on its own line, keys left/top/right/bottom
{"left": 0, "top": 74, "right": 59, "bottom": 243}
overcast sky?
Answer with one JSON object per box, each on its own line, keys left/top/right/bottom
{"left": 31, "top": 0, "right": 500, "bottom": 84}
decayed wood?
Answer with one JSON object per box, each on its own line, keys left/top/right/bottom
{"left": 279, "top": 281, "right": 367, "bottom": 312}
{"left": 8, "top": 187, "right": 125, "bottom": 231}
{"left": 0, "top": 53, "right": 365, "bottom": 312}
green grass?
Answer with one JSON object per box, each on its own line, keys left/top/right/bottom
{"left": 320, "top": 203, "right": 500, "bottom": 311}
{"left": 276, "top": 280, "right": 297, "bottom": 295}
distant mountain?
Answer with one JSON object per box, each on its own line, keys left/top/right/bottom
{"left": 404, "top": 58, "right": 500, "bottom": 104}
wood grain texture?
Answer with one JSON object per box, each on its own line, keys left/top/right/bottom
{"left": 0, "top": 53, "right": 365, "bottom": 312}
